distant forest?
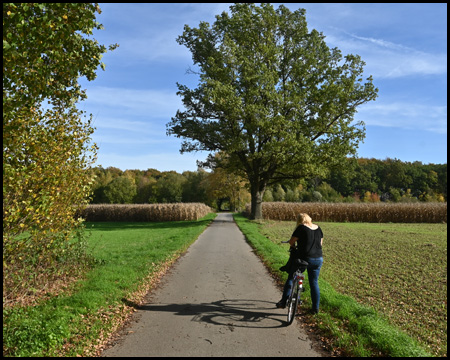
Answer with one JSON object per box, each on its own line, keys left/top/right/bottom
{"left": 88, "top": 158, "right": 447, "bottom": 210}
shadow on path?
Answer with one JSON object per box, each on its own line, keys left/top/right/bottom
{"left": 122, "top": 298, "right": 288, "bottom": 328}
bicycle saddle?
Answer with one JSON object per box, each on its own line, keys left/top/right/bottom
{"left": 293, "top": 258, "right": 308, "bottom": 271}
{"left": 295, "top": 259, "right": 309, "bottom": 266}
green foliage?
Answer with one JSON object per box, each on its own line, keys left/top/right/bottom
{"left": 167, "top": 3, "right": 378, "bottom": 219}
{"left": 3, "top": 107, "right": 98, "bottom": 303}
{"left": 200, "top": 158, "right": 251, "bottom": 211}
{"left": 3, "top": 3, "right": 118, "bottom": 112}
{"left": 315, "top": 182, "right": 343, "bottom": 202}
{"left": 264, "top": 158, "right": 447, "bottom": 203}
{"left": 88, "top": 166, "right": 250, "bottom": 210}
{"left": 103, "top": 176, "right": 137, "bottom": 204}
{"left": 329, "top": 158, "right": 447, "bottom": 202}
{"left": 262, "top": 189, "right": 274, "bottom": 202}
{"left": 3, "top": 3, "right": 117, "bottom": 304}
{"left": 156, "top": 172, "right": 186, "bottom": 203}
{"left": 134, "top": 176, "right": 158, "bottom": 204}
{"left": 272, "top": 184, "right": 286, "bottom": 202}
{"left": 181, "top": 170, "right": 209, "bottom": 203}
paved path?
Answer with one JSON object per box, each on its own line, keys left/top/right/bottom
{"left": 102, "top": 213, "right": 322, "bottom": 357}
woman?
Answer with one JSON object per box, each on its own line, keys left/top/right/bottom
{"left": 276, "top": 213, "right": 323, "bottom": 314}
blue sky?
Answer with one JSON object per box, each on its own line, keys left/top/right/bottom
{"left": 78, "top": 3, "right": 447, "bottom": 172}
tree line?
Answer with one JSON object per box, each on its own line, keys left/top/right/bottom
{"left": 89, "top": 157, "right": 447, "bottom": 209}
{"left": 89, "top": 166, "right": 251, "bottom": 211}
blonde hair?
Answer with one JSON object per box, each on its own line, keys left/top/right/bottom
{"left": 296, "top": 213, "right": 312, "bottom": 227}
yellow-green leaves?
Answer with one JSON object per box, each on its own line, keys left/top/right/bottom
{"left": 3, "top": 3, "right": 113, "bottom": 304}
{"left": 3, "top": 107, "right": 98, "bottom": 304}
{"left": 3, "top": 3, "right": 118, "bottom": 113}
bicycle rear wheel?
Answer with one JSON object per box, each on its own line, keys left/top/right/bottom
{"left": 287, "top": 281, "right": 299, "bottom": 325}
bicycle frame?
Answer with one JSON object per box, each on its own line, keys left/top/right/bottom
{"left": 286, "top": 268, "right": 305, "bottom": 325}
{"left": 281, "top": 240, "right": 307, "bottom": 325}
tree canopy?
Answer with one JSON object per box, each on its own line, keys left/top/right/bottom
{"left": 167, "top": 3, "right": 378, "bottom": 219}
{"left": 3, "top": 3, "right": 117, "bottom": 303}
{"left": 3, "top": 3, "right": 117, "bottom": 114}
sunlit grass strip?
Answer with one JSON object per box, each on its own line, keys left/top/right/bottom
{"left": 3, "top": 213, "right": 216, "bottom": 357}
{"left": 232, "top": 213, "right": 431, "bottom": 357}
{"left": 246, "top": 202, "right": 447, "bottom": 223}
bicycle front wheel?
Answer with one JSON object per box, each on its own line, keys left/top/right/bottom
{"left": 287, "top": 282, "right": 299, "bottom": 325}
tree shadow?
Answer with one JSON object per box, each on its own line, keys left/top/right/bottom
{"left": 122, "top": 298, "right": 289, "bottom": 328}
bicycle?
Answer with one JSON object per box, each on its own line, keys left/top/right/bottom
{"left": 281, "top": 241, "right": 308, "bottom": 325}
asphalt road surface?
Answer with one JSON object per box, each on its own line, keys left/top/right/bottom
{"left": 102, "top": 213, "right": 322, "bottom": 357}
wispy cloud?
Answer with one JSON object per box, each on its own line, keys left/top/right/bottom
{"left": 357, "top": 102, "right": 447, "bottom": 134}
{"left": 325, "top": 31, "right": 447, "bottom": 78}
{"left": 102, "top": 4, "right": 446, "bottom": 78}
{"left": 91, "top": 116, "right": 164, "bottom": 134}
{"left": 92, "top": 134, "right": 168, "bottom": 145}
{"left": 348, "top": 34, "right": 415, "bottom": 52}
{"left": 349, "top": 33, "right": 446, "bottom": 78}
{"left": 84, "top": 86, "right": 182, "bottom": 118}
{"left": 82, "top": 87, "right": 183, "bottom": 151}
{"left": 98, "top": 3, "right": 233, "bottom": 64}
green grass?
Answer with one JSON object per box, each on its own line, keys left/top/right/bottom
{"left": 3, "top": 213, "right": 216, "bottom": 357}
{"left": 233, "top": 213, "right": 444, "bottom": 357}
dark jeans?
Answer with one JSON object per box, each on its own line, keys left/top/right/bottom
{"left": 282, "top": 257, "right": 323, "bottom": 311}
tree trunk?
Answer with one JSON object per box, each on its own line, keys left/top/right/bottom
{"left": 250, "top": 182, "right": 265, "bottom": 220}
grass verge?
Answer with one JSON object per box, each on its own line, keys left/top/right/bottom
{"left": 232, "top": 213, "right": 434, "bottom": 357}
{"left": 3, "top": 213, "right": 216, "bottom": 357}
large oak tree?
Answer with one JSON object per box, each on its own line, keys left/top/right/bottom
{"left": 167, "top": 3, "right": 378, "bottom": 219}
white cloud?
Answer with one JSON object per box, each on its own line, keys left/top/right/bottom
{"left": 97, "top": 3, "right": 233, "bottom": 64}
{"left": 347, "top": 34, "right": 413, "bottom": 52}
{"left": 113, "top": 29, "right": 191, "bottom": 63}
{"left": 92, "top": 134, "right": 169, "bottom": 145}
{"left": 91, "top": 116, "right": 164, "bottom": 135}
{"left": 325, "top": 32, "right": 447, "bottom": 78}
{"left": 84, "top": 86, "right": 182, "bottom": 118}
{"left": 357, "top": 102, "right": 447, "bottom": 134}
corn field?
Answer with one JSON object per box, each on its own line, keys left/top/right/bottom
{"left": 244, "top": 202, "right": 447, "bottom": 223}
{"left": 77, "top": 203, "right": 213, "bottom": 222}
